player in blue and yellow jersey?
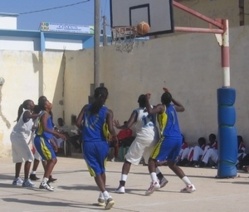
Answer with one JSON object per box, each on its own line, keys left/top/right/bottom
{"left": 34, "top": 98, "right": 66, "bottom": 191}
{"left": 76, "top": 86, "right": 117, "bottom": 210}
{"left": 145, "top": 88, "right": 196, "bottom": 195}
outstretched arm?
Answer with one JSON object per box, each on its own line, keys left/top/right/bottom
{"left": 145, "top": 93, "right": 164, "bottom": 114}
{"left": 163, "top": 87, "right": 185, "bottom": 112}
{"left": 172, "top": 97, "right": 185, "bottom": 112}
{"left": 114, "top": 110, "right": 137, "bottom": 129}
{"left": 106, "top": 109, "right": 117, "bottom": 137}
{"left": 23, "top": 111, "right": 40, "bottom": 123}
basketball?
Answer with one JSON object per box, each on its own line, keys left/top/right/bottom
{"left": 136, "top": 21, "right": 150, "bottom": 35}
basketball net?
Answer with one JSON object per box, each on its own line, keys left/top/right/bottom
{"left": 112, "top": 26, "right": 137, "bottom": 53}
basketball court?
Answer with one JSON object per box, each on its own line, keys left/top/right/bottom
{"left": 1, "top": 156, "right": 249, "bottom": 211}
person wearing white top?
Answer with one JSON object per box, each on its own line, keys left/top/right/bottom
{"left": 10, "top": 99, "right": 39, "bottom": 187}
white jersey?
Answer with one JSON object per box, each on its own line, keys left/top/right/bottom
{"left": 12, "top": 109, "right": 34, "bottom": 141}
{"left": 10, "top": 109, "right": 34, "bottom": 163}
{"left": 124, "top": 107, "right": 159, "bottom": 165}
{"left": 133, "top": 107, "right": 158, "bottom": 140}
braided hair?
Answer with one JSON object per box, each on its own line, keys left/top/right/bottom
{"left": 90, "top": 87, "right": 108, "bottom": 114}
{"left": 16, "top": 99, "right": 32, "bottom": 121}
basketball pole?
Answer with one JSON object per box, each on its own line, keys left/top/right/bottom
{"left": 173, "top": 0, "right": 237, "bottom": 177}
{"left": 94, "top": 0, "right": 100, "bottom": 89}
{"left": 173, "top": 1, "right": 230, "bottom": 87}
{"left": 221, "top": 19, "right": 230, "bottom": 87}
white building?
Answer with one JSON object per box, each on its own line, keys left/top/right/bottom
{"left": 0, "top": 13, "right": 109, "bottom": 51}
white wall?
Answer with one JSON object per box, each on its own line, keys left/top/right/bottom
{"left": 45, "top": 38, "right": 83, "bottom": 51}
{"left": 0, "top": 51, "right": 64, "bottom": 157}
{"left": 0, "top": 37, "right": 37, "bottom": 51}
{"left": 0, "top": 15, "right": 17, "bottom": 29}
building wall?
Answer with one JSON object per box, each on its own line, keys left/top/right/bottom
{"left": 45, "top": 38, "right": 83, "bottom": 51}
{"left": 0, "top": 51, "right": 64, "bottom": 157}
{"left": 0, "top": 13, "right": 17, "bottom": 29}
{"left": 0, "top": 36, "right": 40, "bottom": 51}
{"left": 245, "top": 0, "right": 249, "bottom": 25}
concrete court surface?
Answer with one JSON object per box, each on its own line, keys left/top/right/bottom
{"left": 1, "top": 156, "right": 249, "bottom": 212}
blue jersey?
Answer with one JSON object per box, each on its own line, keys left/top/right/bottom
{"left": 34, "top": 112, "right": 56, "bottom": 160}
{"left": 162, "top": 104, "right": 182, "bottom": 139}
{"left": 82, "top": 104, "right": 108, "bottom": 142}
{"left": 36, "top": 112, "right": 54, "bottom": 140}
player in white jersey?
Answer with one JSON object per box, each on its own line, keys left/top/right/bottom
{"left": 114, "top": 94, "right": 168, "bottom": 194}
{"left": 10, "top": 99, "right": 39, "bottom": 187}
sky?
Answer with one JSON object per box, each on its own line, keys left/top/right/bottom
{"left": 0, "top": 0, "right": 110, "bottom": 31}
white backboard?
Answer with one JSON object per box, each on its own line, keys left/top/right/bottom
{"left": 110, "top": 0, "right": 174, "bottom": 36}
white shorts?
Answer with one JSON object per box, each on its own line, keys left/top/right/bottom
{"left": 10, "top": 132, "right": 34, "bottom": 163}
{"left": 125, "top": 131, "right": 158, "bottom": 165}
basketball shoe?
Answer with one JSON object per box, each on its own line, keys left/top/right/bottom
{"left": 159, "top": 177, "right": 168, "bottom": 188}
{"left": 180, "top": 184, "right": 196, "bottom": 193}
{"left": 30, "top": 174, "right": 40, "bottom": 181}
{"left": 48, "top": 175, "right": 57, "bottom": 184}
{"left": 114, "top": 186, "right": 125, "bottom": 194}
{"left": 12, "top": 177, "right": 23, "bottom": 186}
{"left": 39, "top": 181, "right": 54, "bottom": 191}
{"left": 145, "top": 181, "right": 160, "bottom": 195}
{"left": 105, "top": 197, "right": 115, "bottom": 210}
{"left": 22, "top": 179, "right": 35, "bottom": 187}
{"left": 97, "top": 198, "right": 105, "bottom": 206}
{"left": 97, "top": 192, "right": 105, "bottom": 206}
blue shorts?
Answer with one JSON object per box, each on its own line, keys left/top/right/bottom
{"left": 83, "top": 141, "right": 109, "bottom": 177}
{"left": 151, "top": 137, "right": 182, "bottom": 163}
{"left": 34, "top": 136, "right": 56, "bottom": 161}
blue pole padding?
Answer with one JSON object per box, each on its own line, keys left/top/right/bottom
{"left": 217, "top": 87, "right": 237, "bottom": 178}
{"left": 218, "top": 106, "right": 236, "bottom": 126}
{"left": 217, "top": 126, "right": 237, "bottom": 178}
{"left": 217, "top": 87, "right": 236, "bottom": 106}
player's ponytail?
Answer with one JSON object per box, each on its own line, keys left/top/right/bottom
{"left": 16, "top": 99, "right": 32, "bottom": 121}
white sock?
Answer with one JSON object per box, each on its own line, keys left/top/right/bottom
{"left": 99, "top": 192, "right": 104, "bottom": 199}
{"left": 103, "top": 190, "right": 111, "bottom": 199}
{"left": 150, "top": 172, "right": 158, "bottom": 182}
{"left": 31, "top": 171, "right": 36, "bottom": 174}
{"left": 155, "top": 167, "right": 161, "bottom": 174}
{"left": 121, "top": 174, "right": 128, "bottom": 182}
{"left": 42, "top": 177, "right": 49, "bottom": 183}
{"left": 182, "top": 176, "right": 191, "bottom": 185}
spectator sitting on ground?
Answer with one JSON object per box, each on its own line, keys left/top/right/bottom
{"left": 187, "top": 137, "right": 207, "bottom": 167}
{"left": 55, "top": 117, "right": 81, "bottom": 153}
{"left": 176, "top": 135, "right": 190, "bottom": 166}
{"left": 236, "top": 135, "right": 247, "bottom": 169}
{"left": 200, "top": 133, "right": 218, "bottom": 168}
{"left": 234, "top": 135, "right": 249, "bottom": 172}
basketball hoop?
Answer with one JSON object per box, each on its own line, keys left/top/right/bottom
{"left": 112, "top": 26, "right": 138, "bottom": 53}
